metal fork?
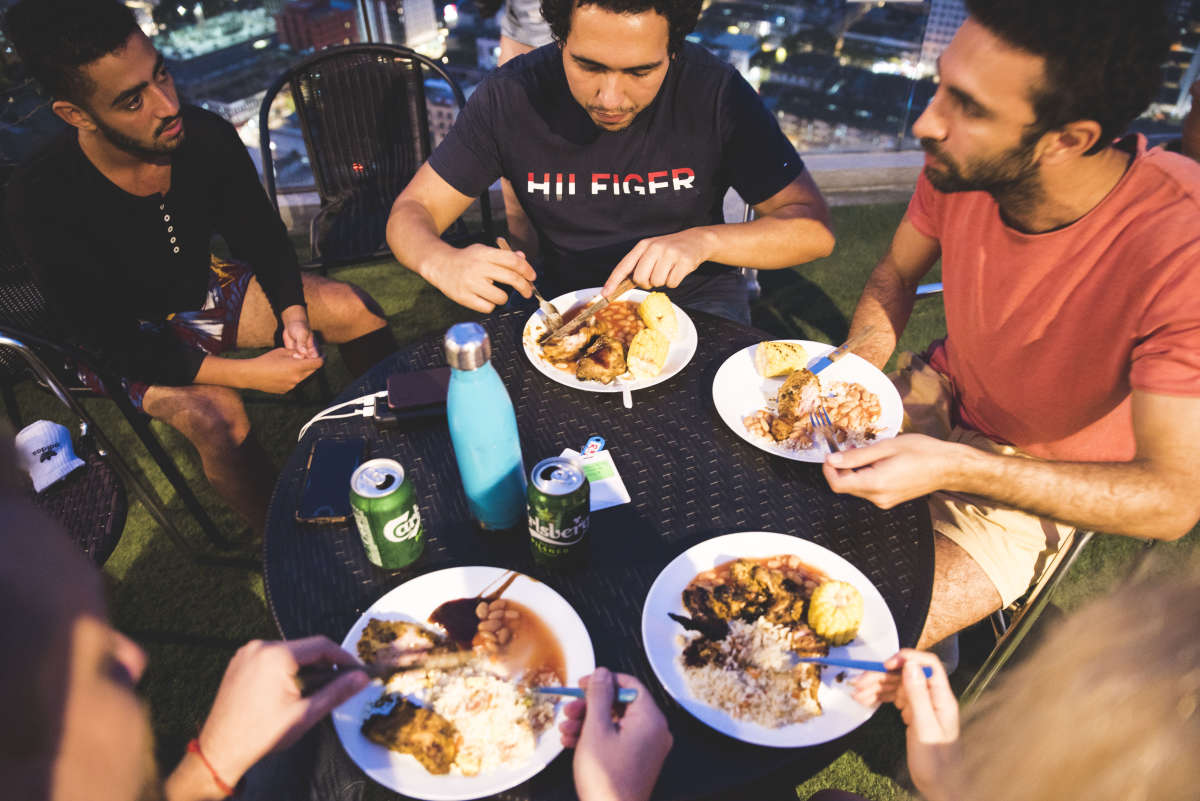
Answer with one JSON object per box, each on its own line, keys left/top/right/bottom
{"left": 810, "top": 406, "right": 840, "bottom": 454}
{"left": 496, "top": 236, "right": 564, "bottom": 330}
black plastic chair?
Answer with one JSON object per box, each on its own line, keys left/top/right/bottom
{"left": 16, "top": 414, "right": 128, "bottom": 566}
{"left": 0, "top": 330, "right": 258, "bottom": 567}
{"left": 0, "top": 202, "right": 250, "bottom": 563}
{"left": 259, "top": 43, "right": 494, "bottom": 271}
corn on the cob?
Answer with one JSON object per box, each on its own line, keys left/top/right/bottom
{"left": 637, "top": 292, "right": 677, "bottom": 338}
{"left": 627, "top": 328, "right": 670, "bottom": 380}
{"left": 754, "top": 341, "right": 809, "bottom": 377}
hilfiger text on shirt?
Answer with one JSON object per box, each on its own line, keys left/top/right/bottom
{"left": 526, "top": 168, "right": 696, "bottom": 200}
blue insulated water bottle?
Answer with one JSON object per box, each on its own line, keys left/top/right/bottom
{"left": 443, "top": 323, "right": 526, "bottom": 530}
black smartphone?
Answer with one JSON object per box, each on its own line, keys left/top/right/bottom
{"left": 387, "top": 367, "right": 451, "bottom": 411}
{"left": 295, "top": 437, "right": 366, "bottom": 524}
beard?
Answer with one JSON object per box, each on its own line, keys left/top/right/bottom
{"left": 91, "top": 113, "right": 185, "bottom": 161}
{"left": 920, "top": 135, "right": 1042, "bottom": 199}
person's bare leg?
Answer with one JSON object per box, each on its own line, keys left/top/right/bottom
{"left": 237, "top": 274, "right": 395, "bottom": 377}
{"left": 916, "top": 533, "right": 1004, "bottom": 649}
{"left": 497, "top": 35, "right": 540, "bottom": 257}
{"left": 142, "top": 384, "right": 275, "bottom": 533}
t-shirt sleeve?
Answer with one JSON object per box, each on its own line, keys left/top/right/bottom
{"left": 210, "top": 114, "right": 305, "bottom": 316}
{"left": 4, "top": 170, "right": 205, "bottom": 386}
{"left": 718, "top": 69, "right": 805, "bottom": 206}
{"left": 1129, "top": 247, "right": 1200, "bottom": 396}
{"left": 427, "top": 78, "right": 504, "bottom": 198}
{"left": 904, "top": 171, "right": 942, "bottom": 240}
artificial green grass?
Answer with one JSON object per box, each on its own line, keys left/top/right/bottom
{"left": 11, "top": 202, "right": 1199, "bottom": 799}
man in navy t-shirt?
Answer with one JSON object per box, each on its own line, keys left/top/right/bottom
{"left": 386, "top": 0, "right": 834, "bottom": 322}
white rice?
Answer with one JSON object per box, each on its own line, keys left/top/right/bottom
{"left": 680, "top": 618, "right": 822, "bottom": 727}
{"left": 381, "top": 665, "right": 557, "bottom": 776}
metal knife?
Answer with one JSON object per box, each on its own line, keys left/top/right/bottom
{"left": 795, "top": 655, "right": 933, "bottom": 678}
{"left": 809, "top": 325, "right": 877, "bottom": 375}
{"left": 539, "top": 277, "right": 636, "bottom": 344}
{"left": 294, "top": 650, "right": 475, "bottom": 695}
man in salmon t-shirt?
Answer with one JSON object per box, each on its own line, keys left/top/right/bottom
{"left": 825, "top": 0, "right": 1200, "bottom": 656}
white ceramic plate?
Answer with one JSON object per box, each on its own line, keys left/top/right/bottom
{"left": 521, "top": 288, "right": 698, "bottom": 393}
{"left": 711, "top": 340, "right": 903, "bottom": 463}
{"left": 332, "top": 567, "right": 595, "bottom": 800}
{"left": 641, "top": 532, "right": 898, "bottom": 747}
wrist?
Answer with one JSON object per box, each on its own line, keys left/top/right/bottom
{"left": 943, "top": 441, "right": 994, "bottom": 494}
{"left": 415, "top": 243, "right": 454, "bottom": 288}
{"left": 693, "top": 226, "right": 720, "bottom": 264}
{"left": 164, "top": 748, "right": 235, "bottom": 801}
{"left": 280, "top": 304, "right": 308, "bottom": 325}
{"left": 195, "top": 731, "right": 249, "bottom": 794}
{"left": 194, "top": 354, "right": 251, "bottom": 391}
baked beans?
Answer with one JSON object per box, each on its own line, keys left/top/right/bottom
{"left": 742, "top": 381, "right": 882, "bottom": 451}
{"left": 593, "top": 301, "right": 644, "bottom": 348}
{"left": 825, "top": 382, "right": 882, "bottom": 443}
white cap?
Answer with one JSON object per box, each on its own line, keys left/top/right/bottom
{"left": 15, "top": 421, "right": 86, "bottom": 493}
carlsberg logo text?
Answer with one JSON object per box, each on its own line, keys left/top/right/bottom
{"left": 383, "top": 505, "right": 422, "bottom": 543}
{"left": 529, "top": 514, "right": 588, "bottom": 546}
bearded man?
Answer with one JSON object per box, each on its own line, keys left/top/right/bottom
{"left": 2, "top": 0, "right": 397, "bottom": 532}
{"left": 826, "top": 0, "right": 1200, "bottom": 662}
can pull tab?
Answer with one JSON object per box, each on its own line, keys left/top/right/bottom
{"left": 364, "top": 467, "right": 395, "bottom": 491}
{"left": 582, "top": 436, "right": 605, "bottom": 456}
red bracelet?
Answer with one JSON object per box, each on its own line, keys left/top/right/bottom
{"left": 187, "top": 738, "right": 235, "bottom": 797}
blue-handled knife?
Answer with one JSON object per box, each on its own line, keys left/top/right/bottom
{"left": 809, "top": 325, "right": 876, "bottom": 375}
{"left": 536, "top": 686, "right": 639, "bottom": 703}
{"left": 796, "top": 655, "right": 934, "bottom": 678}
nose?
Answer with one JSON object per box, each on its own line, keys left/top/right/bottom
{"left": 911, "top": 88, "right": 944, "bottom": 142}
{"left": 114, "top": 631, "right": 148, "bottom": 683}
{"left": 150, "top": 80, "right": 180, "bottom": 119}
{"left": 596, "top": 73, "right": 623, "bottom": 110}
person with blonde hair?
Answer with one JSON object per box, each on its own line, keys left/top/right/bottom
{"left": 811, "top": 563, "right": 1200, "bottom": 801}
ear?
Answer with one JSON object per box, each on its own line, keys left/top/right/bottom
{"left": 1038, "top": 120, "right": 1103, "bottom": 164}
{"left": 50, "top": 100, "right": 98, "bottom": 133}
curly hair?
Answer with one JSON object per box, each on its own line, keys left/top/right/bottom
{"left": 540, "top": 0, "right": 701, "bottom": 56}
{"left": 2, "top": 0, "right": 139, "bottom": 105}
{"left": 965, "top": 0, "right": 1171, "bottom": 155}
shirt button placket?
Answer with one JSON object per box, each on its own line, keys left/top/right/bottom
{"left": 160, "top": 200, "right": 179, "bottom": 255}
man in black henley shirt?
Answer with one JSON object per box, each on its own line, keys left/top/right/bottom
{"left": 3, "top": 0, "right": 397, "bottom": 531}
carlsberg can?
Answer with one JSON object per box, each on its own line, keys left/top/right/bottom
{"left": 527, "top": 457, "right": 590, "bottom": 569}
{"left": 350, "top": 459, "right": 424, "bottom": 569}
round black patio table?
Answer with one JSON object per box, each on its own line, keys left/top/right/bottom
{"left": 263, "top": 308, "right": 933, "bottom": 801}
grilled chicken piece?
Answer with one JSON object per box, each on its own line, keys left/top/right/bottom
{"left": 776, "top": 369, "right": 821, "bottom": 423}
{"left": 576, "top": 334, "right": 626, "bottom": 383}
{"left": 770, "top": 416, "right": 795, "bottom": 442}
{"left": 358, "top": 619, "right": 460, "bottom": 671}
{"left": 789, "top": 625, "right": 831, "bottom": 658}
{"left": 363, "top": 699, "right": 459, "bottom": 774}
{"left": 541, "top": 327, "right": 595, "bottom": 362}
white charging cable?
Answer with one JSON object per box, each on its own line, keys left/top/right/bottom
{"left": 296, "top": 390, "right": 388, "bottom": 442}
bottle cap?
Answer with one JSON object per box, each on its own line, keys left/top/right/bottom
{"left": 443, "top": 322, "right": 491, "bottom": 370}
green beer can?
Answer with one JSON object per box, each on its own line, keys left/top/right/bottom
{"left": 350, "top": 458, "right": 424, "bottom": 569}
{"left": 527, "top": 457, "right": 590, "bottom": 569}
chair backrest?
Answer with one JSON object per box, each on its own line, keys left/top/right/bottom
{"left": 259, "top": 44, "right": 491, "bottom": 266}
{"left": 0, "top": 164, "right": 65, "bottom": 384}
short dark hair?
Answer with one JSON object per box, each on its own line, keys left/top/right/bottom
{"left": 965, "top": 0, "right": 1171, "bottom": 155}
{"left": 2, "top": 0, "right": 139, "bottom": 104}
{"left": 540, "top": 0, "right": 701, "bottom": 57}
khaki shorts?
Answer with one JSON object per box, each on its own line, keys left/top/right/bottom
{"left": 893, "top": 353, "right": 1074, "bottom": 607}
